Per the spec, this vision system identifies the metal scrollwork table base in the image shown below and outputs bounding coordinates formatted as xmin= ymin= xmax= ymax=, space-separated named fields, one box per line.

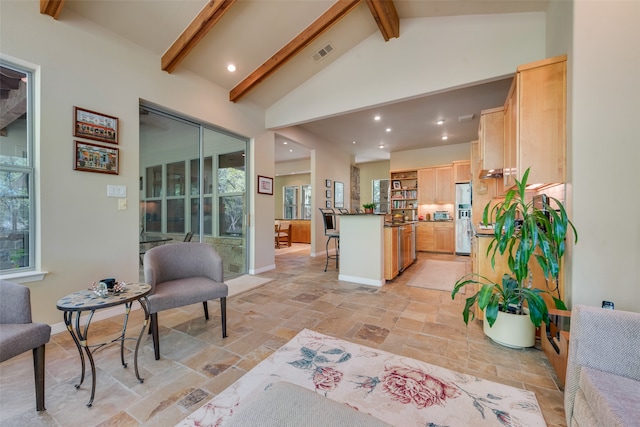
xmin=56 ymin=283 xmax=151 ymax=407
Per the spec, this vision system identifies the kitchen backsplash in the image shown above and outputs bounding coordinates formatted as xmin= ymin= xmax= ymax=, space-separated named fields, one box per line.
xmin=418 ymin=203 xmax=454 ymax=220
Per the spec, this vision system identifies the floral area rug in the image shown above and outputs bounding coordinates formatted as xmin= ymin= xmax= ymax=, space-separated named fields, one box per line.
xmin=178 ymin=329 xmax=546 ymax=427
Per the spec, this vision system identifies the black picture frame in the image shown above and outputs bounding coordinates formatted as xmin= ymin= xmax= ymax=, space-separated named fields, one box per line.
xmin=257 ymin=175 xmax=273 ymax=195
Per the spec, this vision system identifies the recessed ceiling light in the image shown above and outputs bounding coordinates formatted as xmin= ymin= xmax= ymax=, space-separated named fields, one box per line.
xmin=289 ymin=149 xmax=293 ymax=152
xmin=437 ymin=119 xmax=445 ymax=125
xmin=227 ymin=64 xmax=236 ymax=72
xmin=386 ymin=128 xmax=391 ymax=132
xmin=352 ymin=141 xmax=357 ymax=144
xmin=283 ymin=141 xmax=288 ymax=145
xmin=374 ymin=115 xmax=381 ymax=121
xmin=442 ymin=135 xmax=448 ymax=140
xmin=379 ymin=144 xmax=384 ymax=149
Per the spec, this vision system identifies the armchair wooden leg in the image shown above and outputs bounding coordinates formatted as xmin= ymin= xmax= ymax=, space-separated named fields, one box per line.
xmin=150 ymin=313 xmax=160 ymax=360
xmin=203 ymin=301 xmax=210 ymax=320
xmin=33 ymin=345 xmax=46 ymax=411
xmin=220 ymin=297 xmax=227 ymax=338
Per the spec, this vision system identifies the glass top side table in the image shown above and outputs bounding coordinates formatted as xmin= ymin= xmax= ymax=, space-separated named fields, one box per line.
xmin=56 ymin=282 xmax=151 ymax=407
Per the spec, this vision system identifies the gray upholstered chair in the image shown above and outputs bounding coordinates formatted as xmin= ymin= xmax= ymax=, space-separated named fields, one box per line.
xmin=143 ymin=243 xmax=228 ymax=360
xmin=0 ymin=280 xmax=51 ymax=411
xmin=564 ymin=305 xmax=640 ymax=427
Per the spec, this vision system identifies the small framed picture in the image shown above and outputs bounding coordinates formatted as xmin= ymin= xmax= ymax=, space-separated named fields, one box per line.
xmin=74 ymin=141 xmax=119 ymax=175
xmin=325 ymin=179 xmax=331 ymax=188
xmin=392 ymin=180 xmax=401 ymax=190
xmin=326 ymin=189 xmax=332 ymax=198
xmin=74 ymin=106 xmax=119 ymax=144
xmin=325 ymin=200 xmax=331 ymax=209
xmin=257 ymin=175 xmax=273 ymax=195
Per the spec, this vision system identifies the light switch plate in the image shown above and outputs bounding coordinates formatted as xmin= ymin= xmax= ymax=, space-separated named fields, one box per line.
xmin=107 ymin=185 xmax=127 ymax=198
xmin=118 ymin=198 xmax=127 ymax=210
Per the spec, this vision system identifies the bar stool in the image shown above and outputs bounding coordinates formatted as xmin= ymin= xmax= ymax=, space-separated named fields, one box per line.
xmin=319 ymin=208 xmax=339 ymax=271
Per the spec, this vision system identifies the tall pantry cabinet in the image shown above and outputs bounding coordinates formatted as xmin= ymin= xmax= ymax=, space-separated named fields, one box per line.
xmin=504 ymin=55 xmax=567 ymax=187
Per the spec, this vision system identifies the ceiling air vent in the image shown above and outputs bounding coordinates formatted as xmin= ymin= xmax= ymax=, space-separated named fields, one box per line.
xmin=312 ymin=43 xmax=334 ymax=62
xmin=458 ymin=114 xmax=475 ymax=123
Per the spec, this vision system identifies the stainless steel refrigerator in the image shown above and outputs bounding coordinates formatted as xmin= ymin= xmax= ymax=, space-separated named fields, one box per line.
xmin=455 ymin=183 xmax=472 ymax=255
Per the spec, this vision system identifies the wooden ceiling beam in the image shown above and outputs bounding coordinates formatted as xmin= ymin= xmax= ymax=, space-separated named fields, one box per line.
xmin=365 ymin=0 xmax=399 ymax=41
xmin=229 ymin=0 xmax=361 ymax=103
xmin=40 ymin=0 xmax=65 ymax=20
xmin=162 ymin=0 xmax=237 ymax=74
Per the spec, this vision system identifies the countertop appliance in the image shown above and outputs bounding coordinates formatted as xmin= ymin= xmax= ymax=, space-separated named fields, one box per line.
xmin=433 ymin=211 xmax=451 ymax=221
xmin=455 ymin=183 xmax=472 ymax=255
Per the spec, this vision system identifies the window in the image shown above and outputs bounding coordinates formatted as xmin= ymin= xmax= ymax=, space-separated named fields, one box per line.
xmin=301 ymin=185 xmax=312 ymax=219
xmin=283 ymin=186 xmax=298 ymax=219
xmin=217 ymin=151 xmax=245 ymax=237
xmin=373 ymin=179 xmax=390 ymax=214
xmin=0 ymin=62 xmax=33 ymax=273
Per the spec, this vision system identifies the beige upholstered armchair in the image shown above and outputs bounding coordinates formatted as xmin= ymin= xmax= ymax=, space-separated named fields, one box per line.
xmin=143 ymin=243 xmax=228 ymax=360
xmin=0 ymin=280 xmax=51 ymax=411
xmin=564 ymin=305 xmax=640 ymax=427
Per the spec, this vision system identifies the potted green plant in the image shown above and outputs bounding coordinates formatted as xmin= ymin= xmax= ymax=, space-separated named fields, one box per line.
xmin=362 ymin=203 xmax=376 ymax=214
xmin=451 ymin=167 xmax=577 ymax=348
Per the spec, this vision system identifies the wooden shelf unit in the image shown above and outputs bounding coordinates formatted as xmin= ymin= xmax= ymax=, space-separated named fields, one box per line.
xmin=390 ymin=170 xmax=418 ymax=214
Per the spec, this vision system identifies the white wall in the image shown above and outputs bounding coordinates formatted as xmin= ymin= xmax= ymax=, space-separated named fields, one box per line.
xmin=0 ymin=1 xmax=266 ymax=323
xmin=250 ymin=132 xmax=276 ymax=274
xmin=358 ymin=160 xmax=391 ymax=206
xmin=565 ymin=1 xmax=640 ymax=311
xmin=267 ymin=13 xmax=546 ymax=128
xmin=391 ymin=143 xmax=471 ymax=171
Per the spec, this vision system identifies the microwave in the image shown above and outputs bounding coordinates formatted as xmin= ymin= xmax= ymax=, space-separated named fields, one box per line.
xmin=433 ymin=211 xmax=450 ymax=221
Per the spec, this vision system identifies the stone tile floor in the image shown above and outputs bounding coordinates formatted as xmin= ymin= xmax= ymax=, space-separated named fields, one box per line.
xmin=0 ymin=249 xmax=566 ymax=426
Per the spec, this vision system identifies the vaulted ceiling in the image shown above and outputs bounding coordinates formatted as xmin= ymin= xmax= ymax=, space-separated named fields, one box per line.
xmin=36 ymin=0 xmax=550 ymax=163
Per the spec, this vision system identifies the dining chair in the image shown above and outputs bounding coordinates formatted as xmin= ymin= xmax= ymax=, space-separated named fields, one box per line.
xmin=319 ymin=208 xmax=339 ymax=271
xmin=0 ymin=280 xmax=52 ymax=411
xmin=143 ymin=243 xmax=228 ymax=360
xmin=276 ymin=221 xmax=291 ymax=248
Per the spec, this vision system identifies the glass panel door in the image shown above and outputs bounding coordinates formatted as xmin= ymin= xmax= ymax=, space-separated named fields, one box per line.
xmin=140 ymin=106 xmax=248 ymax=278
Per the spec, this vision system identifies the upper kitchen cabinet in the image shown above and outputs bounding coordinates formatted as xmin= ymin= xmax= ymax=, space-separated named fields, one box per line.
xmin=435 ymin=166 xmax=454 ymax=203
xmin=504 ymin=55 xmax=567 ymax=187
xmin=478 ymin=107 xmax=504 ymax=177
xmin=453 ymin=161 xmax=471 ymax=183
xmin=418 ymin=165 xmax=453 ymax=204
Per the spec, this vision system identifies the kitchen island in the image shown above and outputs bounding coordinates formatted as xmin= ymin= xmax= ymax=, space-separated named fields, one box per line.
xmin=338 ymin=214 xmax=416 ymax=286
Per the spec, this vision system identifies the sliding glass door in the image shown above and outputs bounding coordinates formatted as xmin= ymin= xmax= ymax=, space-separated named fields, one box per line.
xmin=139 ymin=106 xmax=248 ymax=278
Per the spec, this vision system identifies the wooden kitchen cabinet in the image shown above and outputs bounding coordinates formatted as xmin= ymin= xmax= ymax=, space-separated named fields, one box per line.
xmin=478 ymin=107 xmax=504 ymax=176
xmin=435 ymin=166 xmax=453 ymax=203
xmin=401 ymin=225 xmax=415 ymax=271
xmin=384 ymin=227 xmax=399 ymax=280
xmin=418 ymin=165 xmax=453 ymax=204
xmin=433 ymin=222 xmax=454 ymax=253
xmin=416 ymin=222 xmax=433 ymax=252
xmin=453 ymin=160 xmax=471 ymax=183
xmin=417 ymin=221 xmax=453 ymax=254
xmin=289 ymin=220 xmax=311 ymax=243
xmin=417 ymin=168 xmax=435 ymax=204
xmin=504 ymin=55 xmax=567 ymax=188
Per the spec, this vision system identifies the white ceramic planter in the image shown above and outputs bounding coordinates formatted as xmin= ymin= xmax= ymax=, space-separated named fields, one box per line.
xmin=483 ymin=308 xmax=536 ymax=348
